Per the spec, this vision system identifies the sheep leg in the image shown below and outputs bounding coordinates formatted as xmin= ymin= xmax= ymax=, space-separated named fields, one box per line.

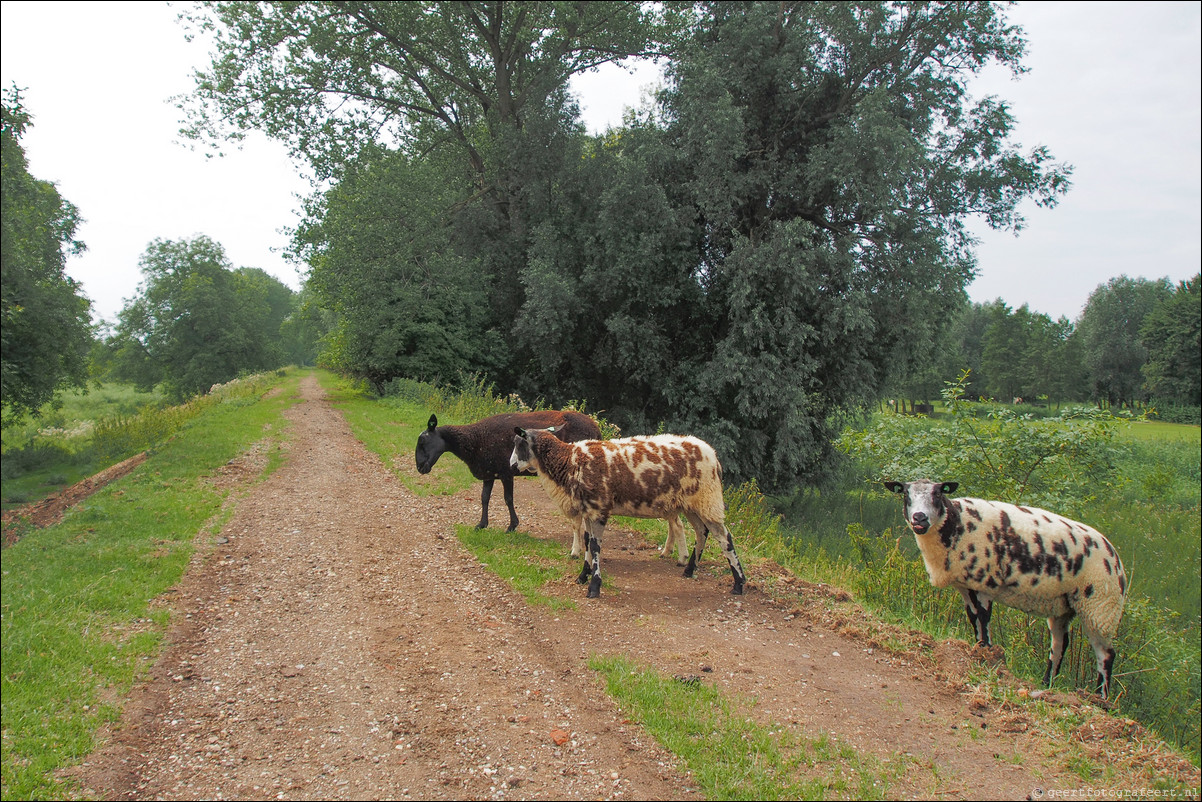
xmin=501 ymin=475 xmax=519 ymax=532
xmin=576 ymin=529 xmax=592 ymax=584
xmin=1080 ymin=621 xmax=1117 ymax=700
xmin=959 ymin=588 xmax=993 ymax=646
xmin=682 ymin=512 xmax=711 ymax=580
xmin=661 ymin=515 xmax=689 ymax=566
xmin=477 ymin=479 xmax=494 ymax=529
xmin=570 ymin=514 xmax=585 ymax=558
xmin=1045 ymin=613 xmax=1072 ymax=689
xmin=682 ymin=533 xmax=705 ymax=580
xmin=585 ymin=519 xmax=605 ymax=598
xmin=714 ymin=523 xmax=746 ymax=595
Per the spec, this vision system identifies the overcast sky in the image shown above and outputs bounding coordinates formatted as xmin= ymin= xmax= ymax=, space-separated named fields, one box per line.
xmin=2 ymin=1 xmax=1199 ymax=327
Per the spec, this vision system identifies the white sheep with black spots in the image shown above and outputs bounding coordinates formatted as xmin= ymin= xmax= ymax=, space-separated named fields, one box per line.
xmin=511 ymin=428 xmax=746 ymax=598
xmin=885 ymin=479 xmax=1127 ymax=699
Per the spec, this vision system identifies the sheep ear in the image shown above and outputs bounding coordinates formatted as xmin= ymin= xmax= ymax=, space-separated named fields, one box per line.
xmin=884 ymin=481 xmax=904 ymax=494
xmin=941 ymin=482 xmax=959 ymax=495
xmin=427 ymin=414 xmax=438 ymax=431
xmin=514 ymin=427 xmax=527 ymax=438
xmin=546 ymin=426 xmax=557 ymax=433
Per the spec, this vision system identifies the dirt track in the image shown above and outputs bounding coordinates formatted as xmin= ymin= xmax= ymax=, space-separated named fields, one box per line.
xmin=74 ymin=373 xmax=1188 ymax=800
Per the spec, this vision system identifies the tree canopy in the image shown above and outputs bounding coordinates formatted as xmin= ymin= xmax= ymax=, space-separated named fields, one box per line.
xmin=1077 ymin=275 xmax=1172 ymax=408
xmin=1140 ymin=274 xmax=1201 ymax=407
xmin=1 ymin=85 xmax=93 ymax=427
xmin=186 ymin=1 xmax=1076 ymax=491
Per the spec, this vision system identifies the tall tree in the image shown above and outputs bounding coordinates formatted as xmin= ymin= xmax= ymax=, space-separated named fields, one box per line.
xmin=943 ymin=301 xmax=997 ymax=400
xmin=181 ymin=1 xmax=677 ymax=352
xmin=1076 ymin=275 xmax=1172 ymax=408
xmin=1 ymin=85 xmax=93 ymax=426
xmin=110 ymin=236 xmax=293 ymax=401
xmin=576 ymin=2 xmax=1071 ymax=488
xmin=1140 ymin=273 xmax=1201 ymax=406
xmin=293 ymin=145 xmax=491 ymax=386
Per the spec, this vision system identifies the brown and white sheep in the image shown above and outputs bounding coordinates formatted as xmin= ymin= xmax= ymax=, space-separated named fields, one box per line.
xmin=885 ymin=479 xmax=1128 ymax=699
xmin=511 ymin=428 xmax=746 ymax=598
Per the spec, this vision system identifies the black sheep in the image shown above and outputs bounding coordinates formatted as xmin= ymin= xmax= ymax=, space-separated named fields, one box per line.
xmin=415 ymin=410 xmax=602 ymax=532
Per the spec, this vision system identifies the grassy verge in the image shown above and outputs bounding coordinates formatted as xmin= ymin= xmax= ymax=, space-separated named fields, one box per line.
xmin=589 ymin=655 xmax=895 ymax=800
xmin=0 ymin=370 xmax=300 ymax=800
xmin=455 ymin=524 xmax=577 ymax=611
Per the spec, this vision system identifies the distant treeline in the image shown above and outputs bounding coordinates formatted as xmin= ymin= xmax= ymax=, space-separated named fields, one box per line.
xmin=895 ymin=276 xmax=1200 ymax=424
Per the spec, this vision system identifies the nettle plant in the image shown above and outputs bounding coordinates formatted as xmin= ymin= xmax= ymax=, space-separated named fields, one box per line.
xmin=842 ymin=370 xmax=1132 ymax=514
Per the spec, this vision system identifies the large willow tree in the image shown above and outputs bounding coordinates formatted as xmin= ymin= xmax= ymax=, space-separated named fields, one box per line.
xmin=184 ymin=2 xmax=1073 ymax=491
xmin=515 ymin=2 xmax=1072 ymax=488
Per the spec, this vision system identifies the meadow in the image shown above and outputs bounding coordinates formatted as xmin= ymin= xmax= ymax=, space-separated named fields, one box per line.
xmin=1 ymin=384 xmax=165 ymax=511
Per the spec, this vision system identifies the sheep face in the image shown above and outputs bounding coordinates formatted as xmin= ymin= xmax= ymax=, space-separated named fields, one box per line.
xmin=510 ymin=427 xmax=540 ymax=473
xmin=414 ymin=414 xmax=447 ymax=474
xmin=885 ymin=479 xmax=959 ymax=535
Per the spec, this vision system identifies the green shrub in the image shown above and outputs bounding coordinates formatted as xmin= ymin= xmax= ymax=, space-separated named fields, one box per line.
xmin=839 ymin=370 xmax=1130 ymax=516
xmin=1146 ymin=401 xmax=1202 ymax=425
xmin=379 ymin=372 xmax=621 ymax=438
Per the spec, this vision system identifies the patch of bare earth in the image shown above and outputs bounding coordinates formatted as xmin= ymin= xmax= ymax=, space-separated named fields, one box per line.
xmin=74 ymin=374 xmax=1198 ymax=800
xmin=2 ymin=452 xmax=147 ymax=544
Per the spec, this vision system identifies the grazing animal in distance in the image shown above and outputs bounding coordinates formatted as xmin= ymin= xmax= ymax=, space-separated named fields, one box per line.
xmin=511 ymin=428 xmax=746 ymax=598
xmin=885 ymin=479 xmax=1127 ymax=699
xmin=415 ymin=410 xmax=600 ymax=533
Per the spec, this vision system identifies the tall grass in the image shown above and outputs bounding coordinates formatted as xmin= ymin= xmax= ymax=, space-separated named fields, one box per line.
xmin=380 ymin=372 xmax=622 ymax=438
xmin=0 ymin=370 xmax=298 ymax=799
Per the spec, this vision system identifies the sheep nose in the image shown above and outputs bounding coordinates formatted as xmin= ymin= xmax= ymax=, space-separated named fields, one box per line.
xmin=912 ymin=512 xmax=928 ymax=526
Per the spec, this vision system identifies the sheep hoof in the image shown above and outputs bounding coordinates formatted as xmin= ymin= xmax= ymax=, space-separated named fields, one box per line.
xmin=731 ymin=582 xmax=744 ymax=595
xmin=587 ymin=578 xmax=601 ymax=598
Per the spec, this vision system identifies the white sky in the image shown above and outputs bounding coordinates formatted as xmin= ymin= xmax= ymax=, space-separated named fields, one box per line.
xmin=1 ymin=1 xmax=1199 ymax=328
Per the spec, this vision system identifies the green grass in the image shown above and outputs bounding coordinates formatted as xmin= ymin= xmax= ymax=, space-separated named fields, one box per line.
xmin=319 ymin=371 xmax=479 ymax=499
xmin=589 ymin=654 xmax=894 ymax=800
xmin=455 ymin=524 xmax=578 ymax=611
xmin=1 ymin=384 xmax=167 ymax=511
xmin=0 ymin=370 xmax=300 ymax=800
xmin=1119 ymin=419 xmax=1202 ymax=444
